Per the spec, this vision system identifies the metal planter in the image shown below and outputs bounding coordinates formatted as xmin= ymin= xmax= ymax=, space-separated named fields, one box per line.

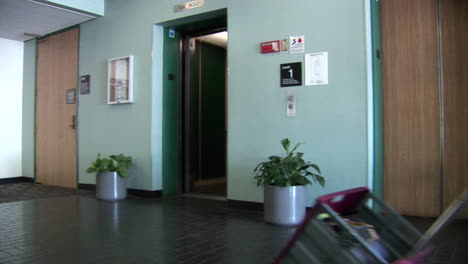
xmin=264 ymin=185 xmax=306 ymax=226
xmin=96 ymin=172 xmax=127 ymax=201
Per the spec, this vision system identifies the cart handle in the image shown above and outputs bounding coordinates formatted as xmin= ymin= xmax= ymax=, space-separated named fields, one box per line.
xmin=316 ymin=187 xmax=370 ymax=214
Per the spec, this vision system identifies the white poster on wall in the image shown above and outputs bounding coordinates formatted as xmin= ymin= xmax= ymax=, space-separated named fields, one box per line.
xmin=305 ymin=52 xmax=328 ymax=86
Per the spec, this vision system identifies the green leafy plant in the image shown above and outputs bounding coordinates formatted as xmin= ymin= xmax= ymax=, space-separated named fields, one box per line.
xmin=254 ymin=138 xmax=325 ymax=187
xmin=86 ymin=153 xmax=133 ymax=178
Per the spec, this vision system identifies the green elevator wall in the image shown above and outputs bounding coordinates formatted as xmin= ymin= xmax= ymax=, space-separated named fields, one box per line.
xmin=21 ymin=0 xmax=372 ymax=203
xmin=371 ymin=0 xmax=383 ymax=198
xmin=200 ymin=42 xmax=226 ymax=180
xmin=162 ymin=28 xmax=180 ymax=195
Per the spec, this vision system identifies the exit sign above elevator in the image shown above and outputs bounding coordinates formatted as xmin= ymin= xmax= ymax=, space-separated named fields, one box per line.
xmin=174 ymin=0 xmax=205 ymax=13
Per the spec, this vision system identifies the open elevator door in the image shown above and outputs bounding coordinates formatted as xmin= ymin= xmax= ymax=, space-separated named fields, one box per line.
xmin=161 ymin=11 xmax=228 ymax=197
xmin=181 ymin=30 xmax=227 ymax=197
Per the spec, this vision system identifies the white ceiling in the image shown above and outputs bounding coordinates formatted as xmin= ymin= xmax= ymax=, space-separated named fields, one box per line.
xmin=196 ymin=31 xmax=228 ymax=48
xmin=0 ymin=0 xmax=96 ymax=42
xmin=0 ymin=0 xmax=227 ymax=46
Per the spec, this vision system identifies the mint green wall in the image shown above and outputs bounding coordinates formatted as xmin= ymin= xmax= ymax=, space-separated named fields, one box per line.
xmin=228 ymin=0 xmax=369 ymax=204
xmin=23 ymin=0 xmax=371 ymax=199
xmin=151 ymin=25 xmax=164 ymax=191
xmin=371 ymin=0 xmax=383 ymax=199
xmin=78 ymin=0 xmax=227 ymax=190
xmin=22 ymin=39 xmax=36 ymax=178
xmin=45 ymin=0 xmax=104 ymax=15
xmin=78 ymin=6 xmax=152 ymax=189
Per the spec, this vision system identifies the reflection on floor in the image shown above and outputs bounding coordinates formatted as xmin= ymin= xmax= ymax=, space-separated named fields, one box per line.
xmin=0 ymin=183 xmax=294 ymax=264
xmin=405 ymin=216 xmax=468 ymax=264
xmin=193 ymin=177 xmax=226 ymax=197
xmin=0 ymin=183 xmax=467 ymax=263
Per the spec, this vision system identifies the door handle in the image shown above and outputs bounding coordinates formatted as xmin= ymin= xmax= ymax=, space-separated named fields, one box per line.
xmin=71 ymin=115 xmax=76 ymax=130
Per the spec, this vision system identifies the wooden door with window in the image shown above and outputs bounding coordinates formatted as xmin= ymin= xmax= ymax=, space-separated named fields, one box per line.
xmin=36 ymin=28 xmax=78 ymax=188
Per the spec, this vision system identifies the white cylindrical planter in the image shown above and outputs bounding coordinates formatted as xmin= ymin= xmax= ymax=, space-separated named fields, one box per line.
xmin=96 ymin=172 xmax=127 ymax=201
xmin=264 ymin=185 xmax=306 ymax=226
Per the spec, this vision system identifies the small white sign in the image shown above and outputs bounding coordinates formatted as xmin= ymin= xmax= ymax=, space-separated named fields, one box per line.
xmin=305 ymin=52 xmax=328 ymax=86
xmin=289 ymin=36 xmax=305 ymax=54
xmin=286 ymin=88 xmax=296 ymax=117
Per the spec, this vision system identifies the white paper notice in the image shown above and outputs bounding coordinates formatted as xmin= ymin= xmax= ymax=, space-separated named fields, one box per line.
xmin=305 ymin=52 xmax=328 ymax=86
xmin=286 ymin=88 xmax=296 ymax=117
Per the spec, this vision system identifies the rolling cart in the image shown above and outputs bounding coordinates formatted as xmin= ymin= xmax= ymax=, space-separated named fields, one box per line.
xmin=273 ymin=187 xmax=468 ymax=264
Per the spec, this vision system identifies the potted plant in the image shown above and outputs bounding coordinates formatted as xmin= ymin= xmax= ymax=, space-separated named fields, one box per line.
xmin=86 ymin=153 xmax=133 ymax=201
xmin=254 ymin=138 xmax=325 ymax=225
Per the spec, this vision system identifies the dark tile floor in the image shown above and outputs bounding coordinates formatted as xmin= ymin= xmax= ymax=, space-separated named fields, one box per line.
xmin=405 ymin=216 xmax=468 ymax=264
xmin=0 ymin=183 xmax=295 ymax=264
xmin=193 ymin=178 xmax=227 ymax=197
xmin=0 ymin=182 xmax=94 ymax=203
xmin=0 ymin=183 xmax=467 ymax=264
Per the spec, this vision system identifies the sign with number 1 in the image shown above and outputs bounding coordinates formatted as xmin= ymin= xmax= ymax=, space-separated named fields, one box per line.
xmin=280 ymin=62 xmax=302 ymax=87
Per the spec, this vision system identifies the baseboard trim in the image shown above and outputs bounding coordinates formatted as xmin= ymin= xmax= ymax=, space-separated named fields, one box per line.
xmin=128 ymin=188 xmax=163 ymax=198
xmin=78 ymin=183 xmax=163 ymax=198
xmin=227 ymin=199 xmax=315 ymax=212
xmin=78 ymin=183 xmax=96 ymax=190
xmin=228 ymin=199 xmax=263 ymax=211
xmin=0 ymin=177 xmax=34 ymax=184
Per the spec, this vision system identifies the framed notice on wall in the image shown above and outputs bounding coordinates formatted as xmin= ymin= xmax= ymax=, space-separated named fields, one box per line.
xmin=107 ymin=55 xmax=134 ymax=104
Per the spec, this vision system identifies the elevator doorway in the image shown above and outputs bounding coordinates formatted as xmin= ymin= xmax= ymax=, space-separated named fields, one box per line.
xmin=161 ymin=12 xmax=228 ymax=197
xmin=183 ymin=31 xmax=228 ymax=197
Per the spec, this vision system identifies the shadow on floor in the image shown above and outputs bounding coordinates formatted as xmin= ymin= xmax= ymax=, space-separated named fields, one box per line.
xmin=193 ymin=177 xmax=227 ymax=197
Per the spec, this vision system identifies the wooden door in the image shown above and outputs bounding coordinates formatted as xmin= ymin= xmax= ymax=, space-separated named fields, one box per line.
xmin=381 ymin=0 xmax=441 ymax=217
xmin=36 ymin=28 xmax=78 ymax=188
xmin=440 ymin=0 xmax=468 ymax=217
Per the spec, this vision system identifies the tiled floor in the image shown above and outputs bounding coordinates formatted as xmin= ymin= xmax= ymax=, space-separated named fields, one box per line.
xmin=0 ymin=183 xmax=467 ymax=264
xmin=193 ymin=178 xmax=227 ymax=197
xmin=0 ymin=183 xmax=295 ymax=264
xmin=405 ymin=216 xmax=468 ymax=264
xmin=0 ymin=182 xmax=93 ymax=203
